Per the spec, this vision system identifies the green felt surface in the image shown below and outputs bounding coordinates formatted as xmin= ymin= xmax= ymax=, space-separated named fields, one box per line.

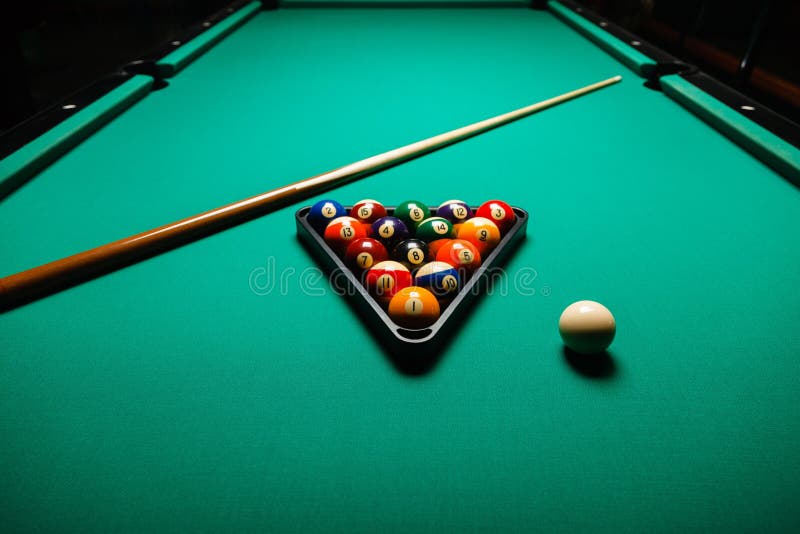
xmin=0 ymin=76 xmax=153 ymax=198
xmin=2 ymin=7 xmax=800 ymax=533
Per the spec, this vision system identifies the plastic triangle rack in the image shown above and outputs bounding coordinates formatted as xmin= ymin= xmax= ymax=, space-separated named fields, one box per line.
xmin=296 ymin=205 xmax=528 ymax=373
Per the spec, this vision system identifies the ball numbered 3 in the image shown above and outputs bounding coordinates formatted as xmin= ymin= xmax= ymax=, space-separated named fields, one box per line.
xmin=475 ymin=199 xmax=515 ymax=233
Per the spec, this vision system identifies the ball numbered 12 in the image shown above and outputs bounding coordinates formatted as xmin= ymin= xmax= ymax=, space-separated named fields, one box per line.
xmin=437 ymin=200 xmax=473 ymax=224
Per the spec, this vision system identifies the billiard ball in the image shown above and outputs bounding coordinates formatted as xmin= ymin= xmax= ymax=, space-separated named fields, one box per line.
xmin=415 ymin=217 xmax=454 ymax=242
xmin=414 ymin=261 xmax=460 ymax=298
xmin=371 ymin=216 xmax=410 ymax=247
xmin=558 ymin=300 xmax=616 ymax=354
xmin=387 ymin=286 xmax=441 ymax=328
xmin=308 ymin=199 xmax=346 ymax=231
xmin=344 ymin=238 xmax=388 ymax=271
xmin=350 ymin=199 xmax=387 ymax=225
xmin=323 ymin=216 xmax=367 ymax=253
xmin=436 ymin=239 xmax=481 ymax=272
xmin=392 ymin=239 xmax=429 ymax=271
xmin=457 ymin=217 xmax=501 ymax=254
xmin=365 ymin=261 xmax=412 ymax=303
xmin=393 ymin=200 xmax=430 ymax=229
xmin=475 ymin=200 xmax=516 ymax=233
xmin=437 ymin=199 xmax=473 ymax=224
xmin=427 ymin=239 xmax=451 ymax=259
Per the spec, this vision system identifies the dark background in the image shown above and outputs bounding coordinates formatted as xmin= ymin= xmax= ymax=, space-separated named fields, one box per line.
xmin=0 ymin=0 xmax=797 ymax=138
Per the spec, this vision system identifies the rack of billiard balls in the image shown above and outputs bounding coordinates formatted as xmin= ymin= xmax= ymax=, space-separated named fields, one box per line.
xmin=305 ymin=198 xmax=517 ymax=329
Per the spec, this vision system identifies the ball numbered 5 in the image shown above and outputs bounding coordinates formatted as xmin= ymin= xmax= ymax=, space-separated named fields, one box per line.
xmin=436 ymin=239 xmax=481 ymax=272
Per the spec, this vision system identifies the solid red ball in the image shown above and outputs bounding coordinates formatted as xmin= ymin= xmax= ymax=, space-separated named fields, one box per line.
xmin=475 ymin=200 xmax=516 ymax=233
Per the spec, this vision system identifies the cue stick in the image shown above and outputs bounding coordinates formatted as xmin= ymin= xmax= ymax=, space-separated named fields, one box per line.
xmin=0 ymin=75 xmax=622 ymax=311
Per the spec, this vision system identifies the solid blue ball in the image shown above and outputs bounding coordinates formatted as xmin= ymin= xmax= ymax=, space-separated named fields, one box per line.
xmin=308 ymin=199 xmax=346 ymax=231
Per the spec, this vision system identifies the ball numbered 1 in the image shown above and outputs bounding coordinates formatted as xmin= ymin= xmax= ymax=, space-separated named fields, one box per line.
xmin=414 ymin=261 xmax=460 ymax=298
xmin=371 ymin=217 xmax=410 ymax=247
xmin=365 ymin=261 xmax=412 ymax=303
xmin=344 ymin=238 xmax=388 ymax=271
xmin=475 ymin=200 xmax=516 ymax=233
xmin=323 ymin=216 xmax=367 ymax=253
xmin=350 ymin=199 xmax=387 ymax=225
xmin=392 ymin=239 xmax=429 ymax=271
xmin=388 ymin=286 xmax=441 ymax=329
xmin=415 ymin=217 xmax=454 ymax=242
xmin=308 ymin=199 xmax=346 ymax=231
xmin=437 ymin=200 xmax=473 ymax=224
xmin=457 ymin=217 xmax=501 ymax=254
xmin=436 ymin=239 xmax=481 ymax=272
xmin=393 ymin=200 xmax=430 ymax=229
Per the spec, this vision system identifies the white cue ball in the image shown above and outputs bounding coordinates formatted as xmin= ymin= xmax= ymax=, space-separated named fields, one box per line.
xmin=558 ymin=300 xmax=616 ymax=354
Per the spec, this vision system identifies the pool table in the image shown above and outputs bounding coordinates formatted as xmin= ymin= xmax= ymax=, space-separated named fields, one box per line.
xmin=2 ymin=1 xmax=800 ymax=531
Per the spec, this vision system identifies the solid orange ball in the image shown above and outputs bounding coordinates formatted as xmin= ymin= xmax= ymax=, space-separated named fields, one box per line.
xmin=457 ymin=217 xmax=501 ymax=254
xmin=436 ymin=239 xmax=481 ymax=272
xmin=388 ymin=286 xmax=441 ymax=328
